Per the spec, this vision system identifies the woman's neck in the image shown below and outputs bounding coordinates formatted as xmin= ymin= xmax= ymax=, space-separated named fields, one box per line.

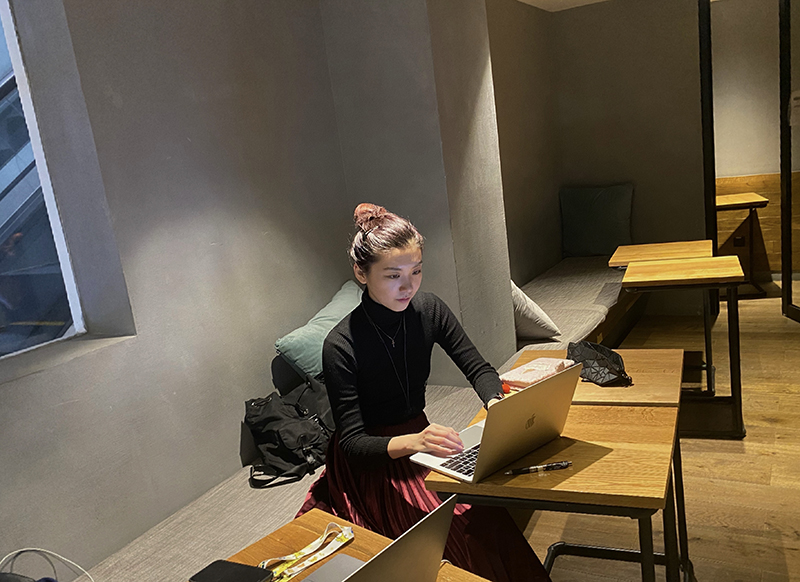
xmin=362 ymin=287 xmax=404 ymax=328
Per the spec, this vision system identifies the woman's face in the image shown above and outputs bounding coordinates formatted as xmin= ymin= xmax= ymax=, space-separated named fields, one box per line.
xmin=354 ymin=245 xmax=423 ymax=312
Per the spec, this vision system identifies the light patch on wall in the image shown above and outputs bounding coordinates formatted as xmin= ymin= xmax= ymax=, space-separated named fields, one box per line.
xmin=515 ymin=0 xmax=610 ymax=13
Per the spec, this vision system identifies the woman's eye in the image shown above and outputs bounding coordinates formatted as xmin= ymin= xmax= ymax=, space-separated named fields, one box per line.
xmin=387 ymin=274 xmax=399 ymax=279
xmin=413 ymin=269 xmax=422 ymax=275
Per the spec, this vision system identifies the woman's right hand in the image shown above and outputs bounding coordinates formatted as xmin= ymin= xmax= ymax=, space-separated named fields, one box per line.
xmin=388 ymin=423 xmax=464 ymax=459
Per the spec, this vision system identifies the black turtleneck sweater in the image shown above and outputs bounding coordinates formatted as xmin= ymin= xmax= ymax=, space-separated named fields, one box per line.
xmin=322 ymin=289 xmax=504 ymax=463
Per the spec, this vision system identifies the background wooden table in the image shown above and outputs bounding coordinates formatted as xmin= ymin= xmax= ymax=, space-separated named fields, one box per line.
xmin=608 ymin=240 xmax=713 ymax=268
xmin=227 ymin=508 xmax=487 ymax=582
xmin=621 ymin=255 xmax=746 ymax=440
xmin=509 ymin=349 xmax=683 ymax=407
xmin=621 ymin=255 xmax=744 ymax=289
xmin=715 ymin=192 xmax=769 ymax=211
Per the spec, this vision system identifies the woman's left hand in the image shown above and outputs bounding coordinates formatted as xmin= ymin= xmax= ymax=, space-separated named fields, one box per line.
xmin=487 ymin=395 xmax=504 ymax=407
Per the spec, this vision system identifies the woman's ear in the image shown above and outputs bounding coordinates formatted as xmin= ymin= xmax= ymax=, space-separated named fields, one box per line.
xmin=353 ymin=263 xmax=368 ymax=285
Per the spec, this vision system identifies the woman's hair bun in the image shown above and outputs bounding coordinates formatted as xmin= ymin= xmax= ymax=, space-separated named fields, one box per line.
xmin=353 ymin=203 xmax=388 ymax=232
xmin=349 ymin=202 xmax=424 ymax=270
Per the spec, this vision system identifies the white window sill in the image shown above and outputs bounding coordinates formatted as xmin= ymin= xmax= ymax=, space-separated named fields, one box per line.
xmin=0 ymin=331 xmax=134 ymax=386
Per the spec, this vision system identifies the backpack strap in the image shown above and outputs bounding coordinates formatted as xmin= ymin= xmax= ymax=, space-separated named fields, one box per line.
xmin=249 ymin=463 xmax=309 ymax=488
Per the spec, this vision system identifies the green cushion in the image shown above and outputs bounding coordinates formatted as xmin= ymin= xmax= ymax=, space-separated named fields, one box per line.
xmin=560 ymin=184 xmax=633 ymax=257
xmin=275 ymin=280 xmax=363 ymax=379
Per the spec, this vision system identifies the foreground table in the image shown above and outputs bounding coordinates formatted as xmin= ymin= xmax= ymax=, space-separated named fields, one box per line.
xmin=507 ymin=349 xmax=693 ymax=579
xmin=426 ymin=405 xmax=683 ymax=582
xmin=509 ymin=348 xmax=684 ymax=407
xmin=623 ymin=255 xmax=746 ymax=439
xmin=227 ymin=508 xmax=487 ymax=581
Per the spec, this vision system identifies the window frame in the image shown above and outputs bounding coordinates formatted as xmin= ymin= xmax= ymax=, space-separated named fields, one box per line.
xmin=0 ymin=0 xmax=135 ymax=383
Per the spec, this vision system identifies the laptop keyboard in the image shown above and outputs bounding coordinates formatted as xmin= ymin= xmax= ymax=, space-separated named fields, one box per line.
xmin=440 ymin=444 xmax=480 ymax=476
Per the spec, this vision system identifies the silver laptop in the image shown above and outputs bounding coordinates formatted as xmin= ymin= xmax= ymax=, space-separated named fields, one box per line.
xmin=410 ymin=363 xmax=582 ymax=483
xmin=305 ymin=494 xmax=456 ymax=582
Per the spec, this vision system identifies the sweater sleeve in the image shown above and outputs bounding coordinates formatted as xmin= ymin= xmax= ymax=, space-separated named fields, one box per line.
xmin=431 ymin=295 xmax=504 ymax=404
xmin=322 ymin=331 xmax=393 ymax=465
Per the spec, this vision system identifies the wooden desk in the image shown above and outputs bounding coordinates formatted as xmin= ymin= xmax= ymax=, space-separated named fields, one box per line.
xmin=621 ymin=255 xmax=744 ymax=289
xmin=715 ymin=192 xmax=769 ymax=211
xmin=509 ymin=349 xmax=683 ymax=407
xmin=425 ymin=406 xmax=682 ymax=582
xmin=622 ymin=255 xmax=746 ymax=440
xmin=426 ymin=406 xmax=676 ymax=509
xmin=503 ymin=348 xmax=693 ymax=579
xmin=227 ymin=508 xmax=486 ymax=582
xmin=608 ymin=240 xmax=713 ymax=268
xmin=716 ymin=192 xmax=769 ymax=297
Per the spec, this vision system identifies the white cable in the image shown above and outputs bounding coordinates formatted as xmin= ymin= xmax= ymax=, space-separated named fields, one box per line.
xmin=0 ymin=548 xmax=95 ymax=582
xmin=7 ymin=550 xmax=57 ymax=579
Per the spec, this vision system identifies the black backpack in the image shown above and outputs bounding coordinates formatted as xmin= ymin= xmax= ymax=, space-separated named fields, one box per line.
xmin=244 ymin=378 xmax=334 ymax=488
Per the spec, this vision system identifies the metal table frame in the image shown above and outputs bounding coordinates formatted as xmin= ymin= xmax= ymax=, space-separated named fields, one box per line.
xmin=625 ymin=281 xmax=745 ymax=439
xmin=439 ymin=439 xmax=695 ymax=582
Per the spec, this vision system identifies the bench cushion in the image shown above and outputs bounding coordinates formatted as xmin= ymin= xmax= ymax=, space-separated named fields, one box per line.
xmin=517 ymin=257 xmax=625 ymax=349
xmin=560 ymin=184 xmax=633 ymax=257
xmin=275 ymin=281 xmax=362 ymax=379
xmin=511 ymin=280 xmax=561 ymax=339
xmin=520 ymin=257 xmax=623 ymax=313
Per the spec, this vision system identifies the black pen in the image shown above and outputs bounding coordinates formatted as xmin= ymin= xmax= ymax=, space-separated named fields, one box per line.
xmin=505 ymin=460 xmax=572 ymax=475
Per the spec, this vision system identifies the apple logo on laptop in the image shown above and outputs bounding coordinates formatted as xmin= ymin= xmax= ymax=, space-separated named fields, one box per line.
xmin=525 ymin=413 xmax=536 ymax=430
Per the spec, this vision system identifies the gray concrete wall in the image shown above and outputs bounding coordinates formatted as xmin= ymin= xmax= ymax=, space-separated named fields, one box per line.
xmin=712 ymin=0 xmax=780 ymax=177
xmin=485 ymin=0 xmax=705 ymax=314
xmin=485 ymin=0 xmax=560 ymax=285
xmin=320 ymin=0 xmax=458 ymax=318
xmin=0 ymin=0 xmax=518 ymax=570
xmin=319 ymin=0 xmax=514 ymax=382
xmin=427 ymin=0 xmax=516 ymax=366
xmin=552 ymin=0 xmax=706 ymax=315
xmin=553 ymin=0 xmax=706 ymax=249
xmin=0 ymin=0 xmax=352 ymax=569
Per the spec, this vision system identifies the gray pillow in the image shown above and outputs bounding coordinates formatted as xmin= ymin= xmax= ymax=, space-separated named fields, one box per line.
xmin=560 ymin=184 xmax=633 ymax=257
xmin=511 ymin=280 xmax=561 ymax=339
xmin=275 ymin=280 xmax=363 ymax=379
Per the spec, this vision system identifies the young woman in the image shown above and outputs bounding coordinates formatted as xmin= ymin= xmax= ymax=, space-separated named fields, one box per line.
xmin=297 ymin=203 xmax=551 ymax=582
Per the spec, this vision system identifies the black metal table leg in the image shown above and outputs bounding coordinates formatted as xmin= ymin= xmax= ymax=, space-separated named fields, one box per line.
xmin=638 ymin=516 xmax=656 ymax=582
xmin=727 ymin=286 xmax=746 ymax=438
xmin=679 ymin=284 xmax=747 ymax=439
xmin=672 ymin=438 xmax=690 ymax=570
xmin=453 ymin=493 xmax=665 ymax=581
xmin=703 ymin=289 xmax=715 ymax=394
xmin=663 ymin=473 xmax=681 ymax=582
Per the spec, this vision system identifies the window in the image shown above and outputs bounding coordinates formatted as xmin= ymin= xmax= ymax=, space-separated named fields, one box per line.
xmin=0 ymin=20 xmax=76 ymax=357
xmin=0 ymin=0 xmax=134 ymax=382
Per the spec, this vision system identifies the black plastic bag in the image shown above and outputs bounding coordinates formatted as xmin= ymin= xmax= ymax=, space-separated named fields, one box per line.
xmin=567 ymin=341 xmax=633 ymax=387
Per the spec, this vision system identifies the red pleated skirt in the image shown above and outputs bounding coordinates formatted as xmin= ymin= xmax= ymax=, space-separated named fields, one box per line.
xmin=296 ymin=413 xmax=551 ymax=582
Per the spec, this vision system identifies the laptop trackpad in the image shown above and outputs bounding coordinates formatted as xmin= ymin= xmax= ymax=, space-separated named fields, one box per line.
xmin=304 ymin=554 xmax=365 ymax=582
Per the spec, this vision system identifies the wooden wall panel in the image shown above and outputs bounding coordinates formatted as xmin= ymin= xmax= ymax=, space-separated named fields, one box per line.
xmin=715 ymin=172 xmax=800 ymax=277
